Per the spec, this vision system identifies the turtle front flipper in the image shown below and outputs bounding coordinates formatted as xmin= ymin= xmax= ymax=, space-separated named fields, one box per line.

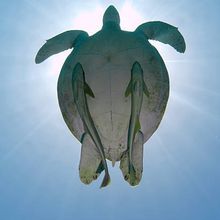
xmin=120 ymin=131 xmax=144 ymax=186
xmin=136 ymin=21 xmax=186 ymax=53
xmin=79 ymin=133 xmax=104 ymax=185
xmin=35 ymin=30 xmax=88 ymax=63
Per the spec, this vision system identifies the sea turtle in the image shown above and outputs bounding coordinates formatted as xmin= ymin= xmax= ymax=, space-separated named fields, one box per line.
xmin=35 ymin=5 xmax=186 ymax=188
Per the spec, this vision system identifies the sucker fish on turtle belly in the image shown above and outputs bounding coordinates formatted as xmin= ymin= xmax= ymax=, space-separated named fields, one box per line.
xmin=72 ymin=63 xmax=110 ymax=188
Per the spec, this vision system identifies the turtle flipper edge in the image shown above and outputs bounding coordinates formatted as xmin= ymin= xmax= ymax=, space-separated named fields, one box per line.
xmin=35 ymin=30 xmax=88 ymax=63
xmin=79 ymin=133 xmax=104 ymax=185
xmin=136 ymin=21 xmax=186 ymax=53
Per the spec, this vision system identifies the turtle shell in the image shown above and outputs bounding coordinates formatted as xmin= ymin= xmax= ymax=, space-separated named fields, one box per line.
xmin=57 ymin=27 xmax=169 ymax=162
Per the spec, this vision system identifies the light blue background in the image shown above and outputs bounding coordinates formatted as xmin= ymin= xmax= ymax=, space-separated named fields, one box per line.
xmin=0 ymin=0 xmax=219 ymax=219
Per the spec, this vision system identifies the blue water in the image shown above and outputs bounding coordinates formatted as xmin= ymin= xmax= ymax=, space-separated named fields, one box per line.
xmin=0 ymin=0 xmax=219 ymax=219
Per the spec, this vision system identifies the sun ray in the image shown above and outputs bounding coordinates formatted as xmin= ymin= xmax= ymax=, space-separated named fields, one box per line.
xmin=23 ymin=0 xmax=64 ymax=29
xmin=170 ymin=91 xmax=219 ymax=121
xmin=155 ymin=135 xmax=212 ymax=201
xmin=0 ymin=111 xmax=57 ymax=164
xmin=120 ymin=1 xmax=145 ymax=30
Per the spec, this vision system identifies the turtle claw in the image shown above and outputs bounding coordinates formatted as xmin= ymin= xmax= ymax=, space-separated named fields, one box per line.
xmin=79 ymin=160 xmax=105 ymax=185
xmin=80 ymin=173 xmax=96 ymax=185
xmin=120 ymin=151 xmax=141 ymax=186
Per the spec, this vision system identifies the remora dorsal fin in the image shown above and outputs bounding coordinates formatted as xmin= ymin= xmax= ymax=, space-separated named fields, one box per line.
xmin=84 ymin=82 xmax=95 ymax=98
xmin=125 ymin=80 xmax=132 ymax=97
xmin=143 ymin=81 xmax=150 ymax=97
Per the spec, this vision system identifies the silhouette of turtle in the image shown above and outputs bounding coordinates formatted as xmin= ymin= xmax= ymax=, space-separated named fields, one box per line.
xmin=35 ymin=5 xmax=185 ymax=187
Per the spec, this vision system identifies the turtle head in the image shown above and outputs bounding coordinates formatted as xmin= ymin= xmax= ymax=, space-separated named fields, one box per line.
xmin=103 ymin=5 xmax=120 ymax=29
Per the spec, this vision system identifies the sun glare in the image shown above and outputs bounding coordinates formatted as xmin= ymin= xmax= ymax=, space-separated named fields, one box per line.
xmin=48 ymin=2 xmax=147 ymax=76
xmin=71 ymin=2 xmax=145 ymax=34
xmin=71 ymin=5 xmax=104 ymax=35
xmin=120 ymin=2 xmax=145 ymax=31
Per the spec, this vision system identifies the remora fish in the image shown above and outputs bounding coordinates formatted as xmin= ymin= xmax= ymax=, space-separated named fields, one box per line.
xmin=125 ymin=61 xmax=149 ymax=185
xmin=72 ymin=63 xmax=110 ymax=188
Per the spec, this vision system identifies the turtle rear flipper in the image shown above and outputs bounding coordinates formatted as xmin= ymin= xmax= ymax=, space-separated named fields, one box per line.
xmin=120 ymin=131 xmax=144 ymax=186
xmin=35 ymin=30 xmax=88 ymax=63
xmin=79 ymin=133 xmax=104 ymax=185
xmin=136 ymin=21 xmax=186 ymax=53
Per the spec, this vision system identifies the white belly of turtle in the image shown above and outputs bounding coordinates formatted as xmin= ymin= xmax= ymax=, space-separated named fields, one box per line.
xmin=79 ymin=47 xmax=168 ymax=163
xmin=57 ymin=42 xmax=169 ymax=186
